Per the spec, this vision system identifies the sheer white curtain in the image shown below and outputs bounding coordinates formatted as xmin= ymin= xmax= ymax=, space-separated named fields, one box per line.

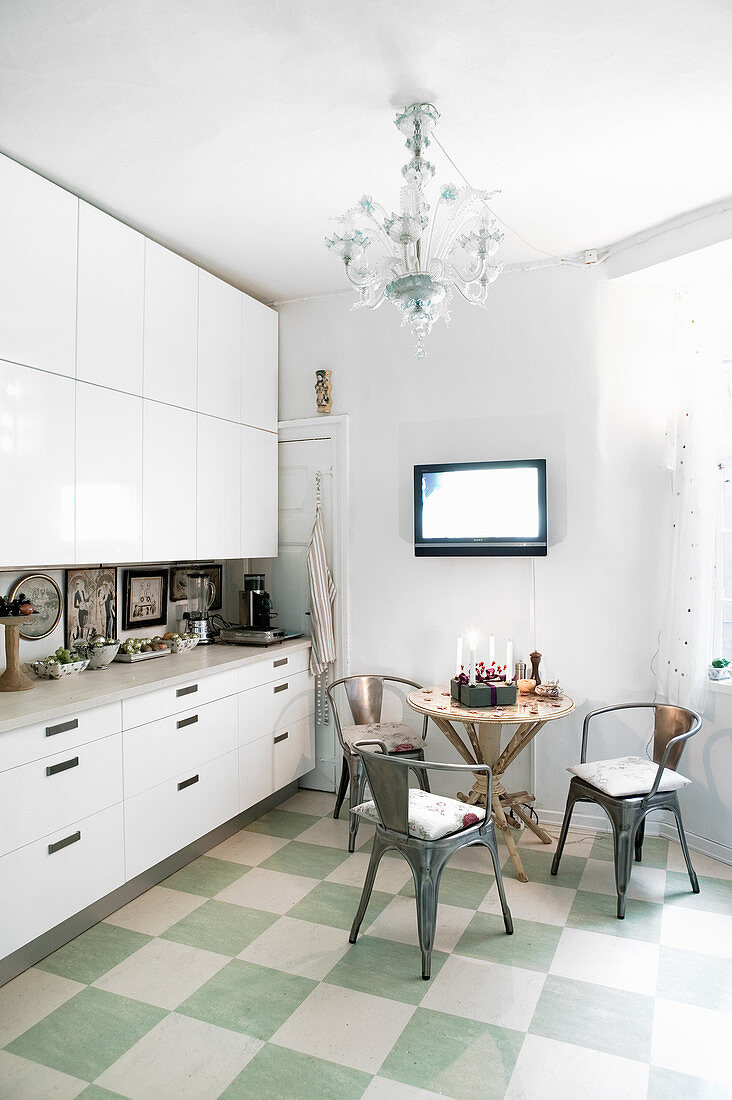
xmin=656 ymin=288 xmax=722 ymax=710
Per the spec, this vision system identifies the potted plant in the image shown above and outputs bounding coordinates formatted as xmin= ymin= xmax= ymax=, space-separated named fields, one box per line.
xmin=708 ymin=657 xmax=731 ymax=681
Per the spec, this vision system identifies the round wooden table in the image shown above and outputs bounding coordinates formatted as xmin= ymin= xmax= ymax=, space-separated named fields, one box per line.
xmin=407 ymin=686 xmax=575 ymax=882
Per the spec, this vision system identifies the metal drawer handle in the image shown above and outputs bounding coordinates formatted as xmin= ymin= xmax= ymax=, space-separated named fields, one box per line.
xmin=48 ymin=830 xmax=81 ymax=855
xmin=178 ymin=774 xmax=199 ymax=791
xmin=46 ymin=718 xmax=78 ymax=738
xmin=274 ymin=731 xmax=289 ymax=744
xmin=176 ymin=684 xmax=198 ymax=698
xmin=273 ymin=657 xmax=288 ymax=668
xmin=273 ymin=682 xmax=289 ymax=694
xmin=46 ymin=756 xmax=79 ymax=777
xmin=177 ymin=714 xmax=199 ymax=729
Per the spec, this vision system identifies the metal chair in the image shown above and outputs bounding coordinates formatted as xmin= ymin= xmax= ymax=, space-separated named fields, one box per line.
xmin=348 ymin=740 xmax=513 ymax=980
xmin=551 ymin=702 xmax=702 ymax=918
xmin=327 ymin=675 xmax=429 ymax=852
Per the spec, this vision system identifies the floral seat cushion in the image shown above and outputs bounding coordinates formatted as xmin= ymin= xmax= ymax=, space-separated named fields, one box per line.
xmin=341 ymin=721 xmax=420 ymax=754
xmin=352 ymin=788 xmax=483 ymax=840
xmin=568 ymin=755 xmax=691 ymax=798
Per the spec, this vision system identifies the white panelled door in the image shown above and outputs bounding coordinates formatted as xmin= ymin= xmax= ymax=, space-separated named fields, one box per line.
xmin=255 ymin=431 xmax=339 ymax=792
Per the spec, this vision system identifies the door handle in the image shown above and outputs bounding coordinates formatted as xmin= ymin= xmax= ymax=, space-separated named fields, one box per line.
xmin=48 ymin=831 xmax=81 ymax=855
xmin=176 ymin=684 xmax=198 ymax=698
xmin=46 ymin=756 xmax=79 ymax=777
xmin=273 ymin=658 xmax=288 ymax=668
xmin=46 ymin=718 xmax=78 ymax=738
xmin=274 ymin=731 xmax=289 ymax=744
xmin=177 ymin=714 xmax=199 ymax=729
xmin=274 ymin=682 xmax=288 ymax=694
xmin=178 ymin=774 xmax=199 ymax=791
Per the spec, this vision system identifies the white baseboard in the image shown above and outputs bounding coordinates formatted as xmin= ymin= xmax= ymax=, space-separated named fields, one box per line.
xmin=657 ymin=822 xmax=732 ymax=865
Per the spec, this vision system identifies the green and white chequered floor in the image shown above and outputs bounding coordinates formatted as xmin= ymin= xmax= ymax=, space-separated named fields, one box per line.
xmin=1 ymin=789 xmax=730 ymax=1099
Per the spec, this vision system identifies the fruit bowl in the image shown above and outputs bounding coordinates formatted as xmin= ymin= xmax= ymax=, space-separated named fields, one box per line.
xmin=29 ymin=658 xmax=89 ymax=680
xmin=73 ymin=639 xmax=121 ymax=670
xmin=165 ymin=633 xmax=200 ymax=653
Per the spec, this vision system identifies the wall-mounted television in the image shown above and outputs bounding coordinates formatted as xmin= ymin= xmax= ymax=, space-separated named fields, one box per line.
xmin=414 ymin=459 xmax=547 ymax=557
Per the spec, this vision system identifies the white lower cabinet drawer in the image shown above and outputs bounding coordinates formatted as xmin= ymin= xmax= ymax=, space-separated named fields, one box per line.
xmin=0 ymin=803 xmax=125 ymax=959
xmin=0 ymin=733 xmax=122 ymax=858
xmin=0 ymin=702 xmax=122 ymax=773
xmin=122 ymin=668 xmax=239 ymax=730
xmin=239 ymin=669 xmax=314 ymax=747
xmin=124 ymin=695 xmax=238 ymax=798
xmin=239 ymin=734 xmax=274 ymax=812
xmin=237 ymin=646 xmax=310 ymax=691
xmin=273 ymin=715 xmax=314 ymax=790
xmin=125 ymin=750 xmax=239 ymax=880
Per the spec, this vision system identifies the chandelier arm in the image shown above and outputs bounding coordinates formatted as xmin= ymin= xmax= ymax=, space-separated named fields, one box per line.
xmin=445 ymin=254 xmax=487 ymax=285
xmin=432 ymin=191 xmax=490 ymax=261
xmin=343 ymin=263 xmax=380 ymax=289
xmin=421 ymin=194 xmax=451 ymax=268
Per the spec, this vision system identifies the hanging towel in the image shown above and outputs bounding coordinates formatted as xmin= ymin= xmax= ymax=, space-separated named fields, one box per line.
xmin=307 ymin=502 xmax=337 ymax=678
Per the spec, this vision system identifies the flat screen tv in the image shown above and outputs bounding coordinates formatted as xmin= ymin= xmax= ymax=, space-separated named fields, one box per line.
xmin=414 ymin=459 xmax=547 ymax=556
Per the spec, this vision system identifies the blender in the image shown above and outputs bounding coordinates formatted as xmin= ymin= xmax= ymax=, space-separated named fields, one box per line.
xmin=182 ymin=571 xmax=217 ymax=644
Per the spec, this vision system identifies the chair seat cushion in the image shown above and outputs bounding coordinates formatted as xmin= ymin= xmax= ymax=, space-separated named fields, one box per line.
xmin=568 ymin=755 xmax=691 ymax=798
xmin=352 ymin=788 xmax=483 ymax=840
xmin=342 ymin=721 xmax=420 ymax=754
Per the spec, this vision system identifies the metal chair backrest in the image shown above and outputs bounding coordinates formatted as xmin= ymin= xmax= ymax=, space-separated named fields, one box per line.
xmin=345 ymin=677 xmax=384 ymax=725
xmin=357 ymin=743 xmax=410 ymax=836
xmin=652 ymin=705 xmax=696 ymax=770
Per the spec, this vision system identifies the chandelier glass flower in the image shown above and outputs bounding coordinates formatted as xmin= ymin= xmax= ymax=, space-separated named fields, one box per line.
xmin=325 ymin=103 xmax=504 ymax=359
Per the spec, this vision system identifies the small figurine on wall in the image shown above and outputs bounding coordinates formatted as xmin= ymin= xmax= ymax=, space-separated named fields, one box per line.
xmin=315 ymin=369 xmax=332 ymax=414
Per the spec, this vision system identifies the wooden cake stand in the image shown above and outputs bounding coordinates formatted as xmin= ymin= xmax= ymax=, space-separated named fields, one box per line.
xmin=0 ymin=614 xmax=41 ymax=692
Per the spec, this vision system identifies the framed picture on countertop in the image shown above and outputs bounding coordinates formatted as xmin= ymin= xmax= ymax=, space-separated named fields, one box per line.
xmin=123 ymin=569 xmax=168 ymax=630
xmin=65 ymin=567 xmax=117 ymax=645
xmin=10 ymin=574 xmax=62 ymax=641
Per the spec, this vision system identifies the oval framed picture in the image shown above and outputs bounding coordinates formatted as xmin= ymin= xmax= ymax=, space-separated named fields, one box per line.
xmin=9 ymin=574 xmax=63 ymax=640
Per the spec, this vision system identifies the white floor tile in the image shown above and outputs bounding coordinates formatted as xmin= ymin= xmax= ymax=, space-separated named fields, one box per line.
xmin=440 ymin=842 xmax=500 ymax=874
xmin=420 ymin=953 xmax=545 ymax=1031
xmin=519 ymin=828 xmax=597 ymax=859
xmin=238 ymin=916 xmax=349 ymax=979
xmin=279 ymin=789 xmax=337 ymax=816
xmin=271 ymin=982 xmax=414 ymax=1074
xmin=103 ymin=884 xmax=206 ymax=936
xmin=579 ymin=858 xmax=667 ymax=904
xmin=549 ymin=927 xmax=659 ymax=996
xmin=362 ymin=1078 xmax=445 ymax=1099
xmin=364 ymin=895 xmax=475 ymax=954
xmin=660 ymin=906 xmax=732 ymax=959
xmin=325 ymin=850 xmax=413 ymax=894
xmin=215 ymin=867 xmax=319 ymax=914
xmin=652 ymin=998 xmax=732 ymax=1086
xmin=93 ymin=938 xmax=229 ymax=1009
xmin=480 ymin=877 xmax=576 ymax=927
xmin=0 ymin=969 xmax=84 ymax=1048
xmin=206 ymin=830 xmax=289 ymax=866
xmin=505 ymin=1034 xmax=649 ymax=1099
xmin=97 ymin=1012 xmax=262 ymax=1099
xmin=666 ymin=844 xmax=732 ymax=881
xmin=0 ymin=1051 xmax=87 ymax=1099
xmin=297 ymin=815 xmax=374 ymax=849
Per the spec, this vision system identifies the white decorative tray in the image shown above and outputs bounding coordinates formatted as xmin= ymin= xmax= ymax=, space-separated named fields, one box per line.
xmin=114 ymin=649 xmax=171 ymax=664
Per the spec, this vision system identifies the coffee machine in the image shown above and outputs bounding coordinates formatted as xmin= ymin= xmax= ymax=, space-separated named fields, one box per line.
xmin=182 ymin=571 xmax=218 ymax=644
xmin=217 ymin=573 xmax=287 ymax=646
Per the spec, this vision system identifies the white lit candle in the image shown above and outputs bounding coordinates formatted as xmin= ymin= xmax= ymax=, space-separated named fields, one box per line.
xmin=456 ymin=634 xmax=463 ymax=677
xmin=489 ymin=633 xmax=495 ymax=665
xmin=506 ymin=638 xmax=513 ymax=682
xmin=468 ymin=633 xmax=477 ymax=685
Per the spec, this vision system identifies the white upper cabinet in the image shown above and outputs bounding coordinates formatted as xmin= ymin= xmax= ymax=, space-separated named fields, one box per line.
xmin=197 ymin=414 xmax=241 ymax=559
xmin=241 ymin=295 xmax=278 ymax=431
xmin=197 ymin=270 xmax=241 ymax=420
xmin=142 ymin=401 xmax=197 ymax=562
xmin=77 ymin=202 xmax=144 ymax=394
xmin=241 ymin=426 xmax=278 ymax=558
xmin=143 ymin=240 xmax=198 ymax=410
xmin=0 ymin=361 xmax=75 ymax=567
xmin=76 ymin=383 xmax=142 ymax=563
xmin=0 ymin=156 xmax=77 ymax=378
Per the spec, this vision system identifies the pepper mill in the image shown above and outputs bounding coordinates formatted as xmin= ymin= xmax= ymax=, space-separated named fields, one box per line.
xmin=529 ymin=650 xmax=542 ymax=687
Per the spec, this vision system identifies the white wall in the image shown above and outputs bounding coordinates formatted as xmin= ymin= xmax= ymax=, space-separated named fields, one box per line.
xmin=278 ymin=265 xmax=675 ymax=817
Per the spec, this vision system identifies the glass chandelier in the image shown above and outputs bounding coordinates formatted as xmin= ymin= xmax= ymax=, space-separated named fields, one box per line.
xmin=325 ymin=103 xmax=504 ymax=359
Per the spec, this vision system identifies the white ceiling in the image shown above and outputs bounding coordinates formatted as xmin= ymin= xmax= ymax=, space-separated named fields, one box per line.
xmin=2 ymin=0 xmax=731 ymax=303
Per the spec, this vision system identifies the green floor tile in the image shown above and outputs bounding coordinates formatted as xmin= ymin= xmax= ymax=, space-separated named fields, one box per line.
xmin=6 ymin=986 xmax=165 ymax=1081
xmin=566 ymin=890 xmax=663 ymax=942
xmin=162 ymin=855 xmax=249 ymax=897
xmin=245 ymin=808 xmax=316 ymax=839
xmin=511 ymin=847 xmax=587 ymax=888
xmin=220 ymin=1042 xmax=371 ymax=1100
xmin=35 ymin=923 xmax=151 ymax=985
xmin=529 ymin=974 xmax=654 ymax=1062
xmin=665 ymin=872 xmax=732 ymax=913
xmin=455 ymin=913 xmax=561 ymax=972
xmin=657 ymin=946 xmax=732 ymax=1013
xmin=161 ymin=899 xmax=278 ymax=956
xmin=177 ymin=958 xmax=316 ymax=1041
xmin=260 ymin=840 xmax=349 ymax=880
xmin=324 ymin=934 xmax=448 ymax=1004
xmin=589 ymin=833 xmax=669 ymax=869
xmin=78 ymin=1087 xmax=130 ymax=1100
xmin=399 ymin=866 xmax=492 ymax=909
xmin=379 ymin=1007 xmax=523 ymax=1100
xmin=286 ymin=880 xmax=392 ymax=931
xmin=647 ymin=1065 xmax=731 ymax=1100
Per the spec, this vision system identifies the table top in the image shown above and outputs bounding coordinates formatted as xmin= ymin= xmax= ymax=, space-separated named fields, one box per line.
xmin=407 ymin=686 xmax=575 ymax=725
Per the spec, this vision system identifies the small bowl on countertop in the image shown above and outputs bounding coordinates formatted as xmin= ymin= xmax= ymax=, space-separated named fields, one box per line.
xmin=167 ymin=635 xmax=199 ymax=653
xmin=29 ymin=658 xmax=89 ymax=680
xmin=73 ymin=639 xmax=121 ymax=670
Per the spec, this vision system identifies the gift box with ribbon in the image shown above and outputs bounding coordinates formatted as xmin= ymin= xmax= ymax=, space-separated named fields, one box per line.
xmin=450 ymin=676 xmax=517 ymax=707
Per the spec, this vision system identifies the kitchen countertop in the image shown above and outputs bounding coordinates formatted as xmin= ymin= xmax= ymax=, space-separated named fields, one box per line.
xmin=0 ymin=637 xmax=312 ymax=734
